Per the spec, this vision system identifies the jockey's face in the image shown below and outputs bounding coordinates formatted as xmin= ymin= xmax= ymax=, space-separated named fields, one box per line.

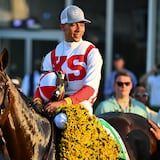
xmin=60 ymin=22 xmax=85 ymax=42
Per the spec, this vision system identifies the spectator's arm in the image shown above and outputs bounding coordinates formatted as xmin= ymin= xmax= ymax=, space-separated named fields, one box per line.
xmin=139 ymin=67 xmax=156 ymax=84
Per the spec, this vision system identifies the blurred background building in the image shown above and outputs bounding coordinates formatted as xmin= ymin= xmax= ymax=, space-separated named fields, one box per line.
xmin=0 ymin=0 xmax=159 ymax=101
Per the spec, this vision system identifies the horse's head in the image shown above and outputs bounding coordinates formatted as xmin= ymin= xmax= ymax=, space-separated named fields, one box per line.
xmin=0 ymin=49 xmax=9 ymax=117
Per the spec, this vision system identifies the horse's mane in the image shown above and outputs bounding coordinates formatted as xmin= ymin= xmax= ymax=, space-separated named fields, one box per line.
xmin=2 ymin=75 xmax=52 ymax=160
xmin=18 ymin=89 xmax=32 ymax=106
xmin=0 ymin=48 xmax=57 ymax=159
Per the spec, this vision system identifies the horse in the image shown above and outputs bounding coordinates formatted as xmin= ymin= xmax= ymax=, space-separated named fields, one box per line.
xmin=98 ymin=112 xmax=160 ymax=160
xmin=0 ymin=48 xmax=56 ymax=160
xmin=0 ymin=48 xmax=159 ymax=160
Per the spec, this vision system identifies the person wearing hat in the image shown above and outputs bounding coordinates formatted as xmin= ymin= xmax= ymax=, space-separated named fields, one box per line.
xmin=33 ymin=5 xmax=103 ymax=114
xmin=103 ymin=53 xmax=137 ymax=99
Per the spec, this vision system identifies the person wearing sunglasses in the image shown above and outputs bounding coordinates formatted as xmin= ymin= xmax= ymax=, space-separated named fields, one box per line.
xmin=132 ymin=84 xmax=160 ymax=124
xmin=94 ymin=71 xmax=148 ymax=118
xmin=33 ymin=5 xmax=103 ymax=115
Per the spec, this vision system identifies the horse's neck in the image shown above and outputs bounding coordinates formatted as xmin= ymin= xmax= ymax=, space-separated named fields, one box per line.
xmin=8 ymin=81 xmax=50 ymax=134
xmin=5 ymin=80 xmax=51 ymax=159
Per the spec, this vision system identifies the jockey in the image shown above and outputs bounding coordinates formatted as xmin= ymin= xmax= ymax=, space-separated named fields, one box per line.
xmin=33 ymin=5 xmax=103 ymax=114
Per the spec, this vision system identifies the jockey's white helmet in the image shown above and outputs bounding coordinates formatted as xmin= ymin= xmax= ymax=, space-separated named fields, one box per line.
xmin=38 ymin=71 xmax=58 ymax=102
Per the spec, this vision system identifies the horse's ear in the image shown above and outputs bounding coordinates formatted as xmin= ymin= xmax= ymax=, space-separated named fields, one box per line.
xmin=0 ymin=48 xmax=9 ymax=71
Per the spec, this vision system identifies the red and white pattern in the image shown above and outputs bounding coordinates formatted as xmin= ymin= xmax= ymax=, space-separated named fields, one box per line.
xmin=38 ymin=72 xmax=57 ymax=102
xmin=34 ymin=39 xmax=103 ymax=113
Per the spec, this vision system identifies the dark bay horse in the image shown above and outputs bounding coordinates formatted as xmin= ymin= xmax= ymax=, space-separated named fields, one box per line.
xmin=0 ymin=48 xmax=56 ymax=160
xmin=0 ymin=48 xmax=159 ymax=160
xmin=99 ymin=112 xmax=160 ymax=160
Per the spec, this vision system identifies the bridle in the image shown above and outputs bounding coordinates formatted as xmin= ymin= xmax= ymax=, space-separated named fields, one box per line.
xmin=0 ymin=71 xmax=10 ymax=115
xmin=0 ymin=71 xmax=11 ymax=159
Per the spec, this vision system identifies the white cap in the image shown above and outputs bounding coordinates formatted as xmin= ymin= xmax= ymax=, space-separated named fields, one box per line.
xmin=60 ymin=5 xmax=91 ymax=24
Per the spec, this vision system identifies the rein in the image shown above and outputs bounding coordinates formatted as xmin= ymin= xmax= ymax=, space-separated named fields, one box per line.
xmin=42 ymin=121 xmax=54 ymax=160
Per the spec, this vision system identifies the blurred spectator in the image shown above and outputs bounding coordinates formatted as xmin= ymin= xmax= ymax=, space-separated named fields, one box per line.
xmin=132 ymin=84 xmax=159 ymax=123
xmin=103 ymin=53 xmax=137 ymax=99
xmin=140 ymin=64 xmax=160 ymax=108
xmin=95 ymin=71 xmax=148 ymax=118
xmin=0 ymin=0 xmax=29 ymax=24
xmin=21 ymin=59 xmax=41 ymax=97
xmin=11 ymin=0 xmax=29 ymax=21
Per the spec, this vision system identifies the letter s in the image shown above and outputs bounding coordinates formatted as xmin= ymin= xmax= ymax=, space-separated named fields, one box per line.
xmin=68 ymin=55 xmax=86 ymax=81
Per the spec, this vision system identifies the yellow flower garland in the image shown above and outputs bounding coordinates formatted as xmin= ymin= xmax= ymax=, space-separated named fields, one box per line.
xmin=55 ymin=104 xmax=120 ymax=160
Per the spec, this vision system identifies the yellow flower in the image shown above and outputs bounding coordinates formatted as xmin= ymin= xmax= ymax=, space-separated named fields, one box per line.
xmin=56 ymin=104 xmax=120 ymax=160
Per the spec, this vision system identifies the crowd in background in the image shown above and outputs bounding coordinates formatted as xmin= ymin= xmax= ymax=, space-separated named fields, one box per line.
xmin=12 ymin=52 xmax=160 ymax=125
xmin=5 ymin=1 xmax=160 ymax=135
xmin=96 ymin=53 xmax=160 ymax=125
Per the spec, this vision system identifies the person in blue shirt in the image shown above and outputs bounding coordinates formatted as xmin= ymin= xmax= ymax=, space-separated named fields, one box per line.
xmin=103 ymin=53 xmax=137 ymax=99
xmin=95 ymin=71 xmax=148 ymax=118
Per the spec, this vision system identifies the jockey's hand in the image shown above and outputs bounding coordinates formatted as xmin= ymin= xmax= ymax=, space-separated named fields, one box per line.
xmin=148 ymin=120 xmax=160 ymax=140
xmin=44 ymin=100 xmax=66 ymax=113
